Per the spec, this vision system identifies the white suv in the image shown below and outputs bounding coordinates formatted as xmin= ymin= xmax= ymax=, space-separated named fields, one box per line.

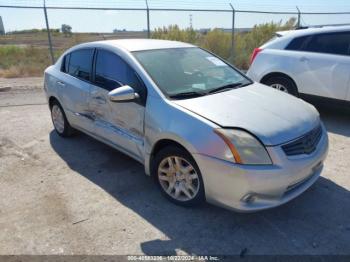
xmin=247 ymin=26 xmax=350 ymax=107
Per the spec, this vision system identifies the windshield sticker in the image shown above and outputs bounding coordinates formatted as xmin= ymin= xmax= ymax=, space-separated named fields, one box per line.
xmin=192 ymin=83 xmax=206 ymax=90
xmin=206 ymin=56 xmax=227 ymax=66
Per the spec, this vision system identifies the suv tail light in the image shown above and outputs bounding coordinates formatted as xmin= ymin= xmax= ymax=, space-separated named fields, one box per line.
xmin=250 ymin=48 xmax=262 ymax=65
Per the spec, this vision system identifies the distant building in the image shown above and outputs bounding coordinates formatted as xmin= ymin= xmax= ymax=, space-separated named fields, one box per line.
xmin=113 ymin=28 xmax=127 ymax=33
xmin=0 ymin=16 xmax=4 ymax=35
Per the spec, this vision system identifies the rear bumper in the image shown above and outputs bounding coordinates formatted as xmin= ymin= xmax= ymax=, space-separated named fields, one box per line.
xmin=246 ymin=68 xmax=259 ymax=82
xmin=193 ymin=127 xmax=329 ymax=212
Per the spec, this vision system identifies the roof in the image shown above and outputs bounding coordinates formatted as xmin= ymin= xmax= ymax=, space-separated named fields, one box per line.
xmin=276 ymin=25 xmax=350 ymax=38
xmin=92 ymin=39 xmax=195 ymax=52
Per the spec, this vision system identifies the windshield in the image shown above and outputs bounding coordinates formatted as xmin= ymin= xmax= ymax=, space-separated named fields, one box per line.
xmin=133 ymin=47 xmax=251 ymax=98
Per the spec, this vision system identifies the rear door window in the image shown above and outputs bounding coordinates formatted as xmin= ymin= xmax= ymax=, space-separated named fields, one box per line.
xmin=67 ymin=49 xmax=94 ymax=81
xmin=303 ymin=32 xmax=350 ymax=56
xmin=61 ymin=54 xmax=70 ymax=73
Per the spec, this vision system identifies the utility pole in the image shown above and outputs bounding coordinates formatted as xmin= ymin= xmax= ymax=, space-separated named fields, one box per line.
xmin=296 ymin=6 xmax=301 ymax=28
xmin=229 ymin=3 xmax=235 ymax=60
xmin=145 ymin=0 xmax=150 ymax=38
xmin=43 ymin=0 xmax=55 ymax=64
xmin=189 ymin=14 xmax=193 ymax=29
xmin=0 ymin=16 xmax=5 ymax=35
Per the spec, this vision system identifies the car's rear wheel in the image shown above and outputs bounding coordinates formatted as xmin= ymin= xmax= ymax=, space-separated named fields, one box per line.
xmin=50 ymin=100 xmax=75 ymax=137
xmin=152 ymin=146 xmax=205 ymax=207
xmin=263 ymin=76 xmax=298 ymax=96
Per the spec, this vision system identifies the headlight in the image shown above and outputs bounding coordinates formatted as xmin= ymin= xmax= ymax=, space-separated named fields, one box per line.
xmin=215 ymin=129 xmax=272 ymax=165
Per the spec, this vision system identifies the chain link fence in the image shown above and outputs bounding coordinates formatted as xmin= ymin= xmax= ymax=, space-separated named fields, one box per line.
xmin=0 ymin=1 xmax=349 ymax=76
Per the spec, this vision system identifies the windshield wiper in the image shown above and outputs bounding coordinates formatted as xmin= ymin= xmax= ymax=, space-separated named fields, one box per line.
xmin=208 ymin=82 xmax=250 ymax=94
xmin=169 ymin=82 xmax=252 ymax=99
xmin=169 ymin=91 xmax=207 ymax=99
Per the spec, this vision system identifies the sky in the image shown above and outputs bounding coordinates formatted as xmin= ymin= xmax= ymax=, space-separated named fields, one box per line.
xmin=1 ymin=0 xmax=350 ymax=32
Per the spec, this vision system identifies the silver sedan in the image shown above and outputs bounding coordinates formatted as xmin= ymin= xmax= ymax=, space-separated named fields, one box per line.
xmin=44 ymin=39 xmax=328 ymax=212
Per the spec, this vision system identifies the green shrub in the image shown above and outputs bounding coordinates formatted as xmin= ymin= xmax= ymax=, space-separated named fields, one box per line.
xmin=200 ymin=29 xmax=232 ymax=62
xmin=0 ymin=45 xmax=63 ymax=78
xmin=152 ymin=25 xmax=198 ymax=44
xmin=152 ymin=18 xmax=296 ymax=69
xmin=0 ymin=18 xmax=296 ymax=78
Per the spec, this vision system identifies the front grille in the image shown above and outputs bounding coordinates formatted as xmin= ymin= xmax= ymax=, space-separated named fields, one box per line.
xmin=282 ymin=125 xmax=322 ymax=156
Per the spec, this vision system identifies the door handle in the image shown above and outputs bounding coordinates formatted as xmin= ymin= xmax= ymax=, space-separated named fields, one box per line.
xmin=57 ymin=81 xmax=66 ymax=87
xmin=300 ymin=57 xmax=309 ymax=62
xmin=93 ymin=96 xmax=107 ymax=104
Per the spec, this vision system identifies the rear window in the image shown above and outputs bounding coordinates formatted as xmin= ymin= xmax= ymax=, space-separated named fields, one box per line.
xmin=285 ymin=36 xmax=310 ymax=51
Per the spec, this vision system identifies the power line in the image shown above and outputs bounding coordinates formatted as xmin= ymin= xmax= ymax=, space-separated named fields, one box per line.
xmin=0 ymin=0 xmax=350 ymax=13
xmin=2 ymin=4 xmax=350 ymax=15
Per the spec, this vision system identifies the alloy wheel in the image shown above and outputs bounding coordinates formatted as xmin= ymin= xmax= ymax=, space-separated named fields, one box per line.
xmin=271 ymin=83 xmax=289 ymax=93
xmin=158 ymin=156 xmax=200 ymax=201
xmin=51 ymin=104 xmax=65 ymax=134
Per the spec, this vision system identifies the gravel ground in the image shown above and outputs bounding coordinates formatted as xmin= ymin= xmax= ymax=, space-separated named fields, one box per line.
xmin=0 ymin=78 xmax=350 ymax=255
xmin=0 ymin=77 xmax=43 ymax=91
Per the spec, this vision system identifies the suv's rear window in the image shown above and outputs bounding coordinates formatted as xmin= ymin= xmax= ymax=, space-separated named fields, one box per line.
xmin=285 ymin=36 xmax=310 ymax=51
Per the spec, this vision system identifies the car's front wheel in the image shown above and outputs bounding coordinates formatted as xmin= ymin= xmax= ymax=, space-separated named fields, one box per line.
xmin=50 ymin=100 xmax=75 ymax=137
xmin=152 ymin=146 xmax=205 ymax=207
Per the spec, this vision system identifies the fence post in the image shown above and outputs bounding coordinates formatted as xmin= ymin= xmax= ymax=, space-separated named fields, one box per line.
xmin=145 ymin=0 xmax=150 ymax=38
xmin=43 ymin=0 xmax=55 ymax=64
xmin=229 ymin=3 xmax=235 ymax=60
xmin=296 ymin=6 xmax=301 ymax=28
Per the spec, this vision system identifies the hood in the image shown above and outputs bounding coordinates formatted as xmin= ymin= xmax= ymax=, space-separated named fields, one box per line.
xmin=173 ymin=83 xmax=320 ymax=146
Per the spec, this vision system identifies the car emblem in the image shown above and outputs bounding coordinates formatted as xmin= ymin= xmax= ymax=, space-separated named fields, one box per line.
xmin=303 ymin=134 xmax=314 ymax=153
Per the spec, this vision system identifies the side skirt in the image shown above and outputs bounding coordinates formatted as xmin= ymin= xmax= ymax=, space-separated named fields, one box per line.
xmin=300 ymin=93 xmax=350 ymax=112
xmin=71 ymin=125 xmax=145 ymax=166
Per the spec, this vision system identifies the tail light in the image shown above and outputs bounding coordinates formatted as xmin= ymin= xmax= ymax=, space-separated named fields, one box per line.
xmin=250 ymin=48 xmax=262 ymax=65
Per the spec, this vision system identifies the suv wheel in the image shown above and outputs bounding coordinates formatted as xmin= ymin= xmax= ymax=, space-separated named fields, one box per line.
xmin=152 ymin=146 xmax=205 ymax=207
xmin=50 ymin=100 xmax=75 ymax=137
xmin=263 ymin=76 xmax=298 ymax=96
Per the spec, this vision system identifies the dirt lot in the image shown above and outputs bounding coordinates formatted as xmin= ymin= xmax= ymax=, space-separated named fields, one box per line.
xmin=0 ymin=32 xmax=147 ymax=49
xmin=0 ymin=78 xmax=350 ymax=255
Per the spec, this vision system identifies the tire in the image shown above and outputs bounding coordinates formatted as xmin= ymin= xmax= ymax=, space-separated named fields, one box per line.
xmin=263 ymin=76 xmax=298 ymax=96
xmin=50 ymin=100 xmax=75 ymax=137
xmin=151 ymin=146 xmax=205 ymax=207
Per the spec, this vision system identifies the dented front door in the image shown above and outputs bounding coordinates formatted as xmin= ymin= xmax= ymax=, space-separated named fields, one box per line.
xmin=89 ymin=84 xmax=145 ymax=161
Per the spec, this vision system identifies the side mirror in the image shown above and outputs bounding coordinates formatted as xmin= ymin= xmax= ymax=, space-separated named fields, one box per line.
xmin=108 ymin=85 xmax=140 ymax=102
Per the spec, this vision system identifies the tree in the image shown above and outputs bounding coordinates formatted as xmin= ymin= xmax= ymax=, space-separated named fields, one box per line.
xmin=61 ymin=24 xmax=72 ymax=37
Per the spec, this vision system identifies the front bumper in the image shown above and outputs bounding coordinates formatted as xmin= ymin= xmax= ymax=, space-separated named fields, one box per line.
xmin=193 ymin=126 xmax=329 ymax=212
